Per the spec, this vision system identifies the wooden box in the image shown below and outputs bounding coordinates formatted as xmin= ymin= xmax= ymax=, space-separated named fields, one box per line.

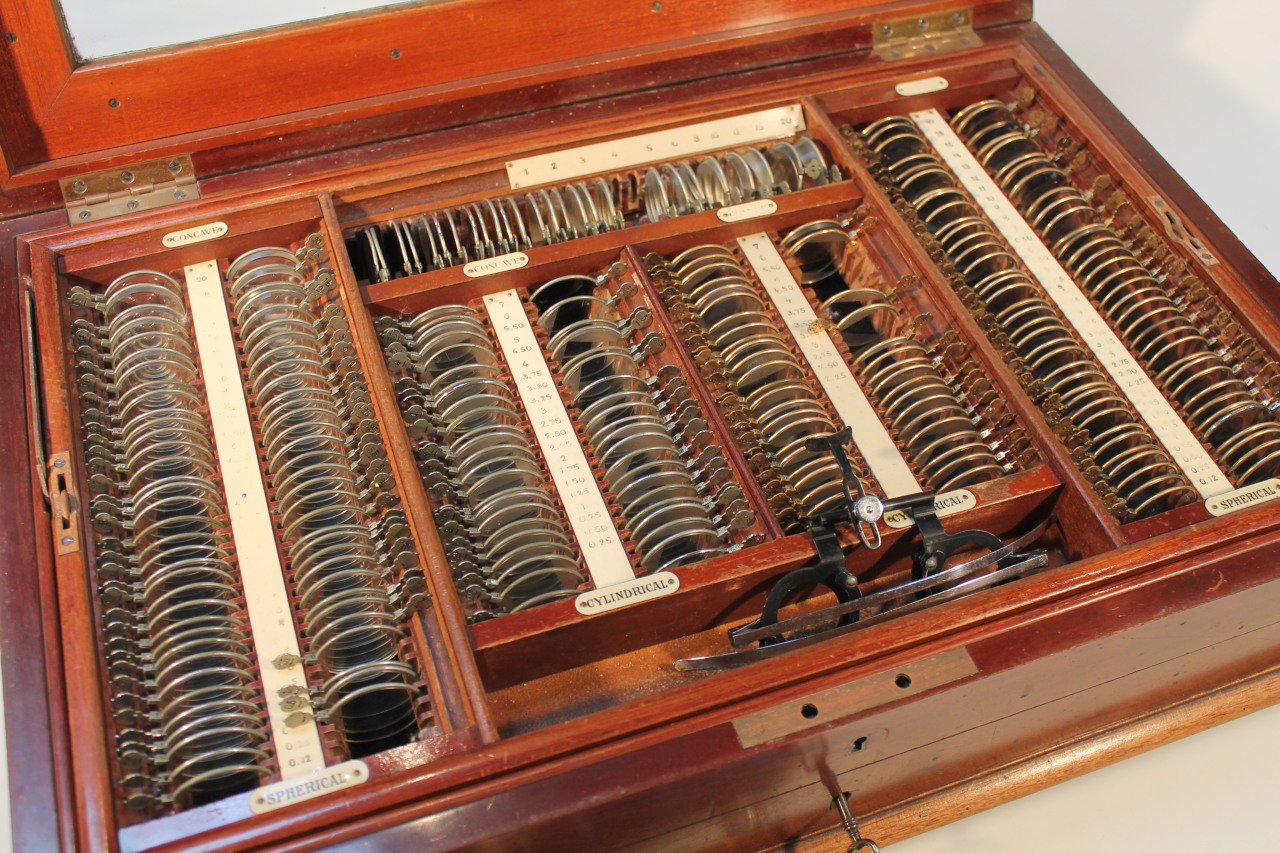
xmin=3 ymin=1 xmax=1279 ymax=850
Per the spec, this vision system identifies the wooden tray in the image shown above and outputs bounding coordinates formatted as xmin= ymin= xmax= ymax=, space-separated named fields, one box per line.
xmin=3 ymin=2 xmax=1279 ymax=850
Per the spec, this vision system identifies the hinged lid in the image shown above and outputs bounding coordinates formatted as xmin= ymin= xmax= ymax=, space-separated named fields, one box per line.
xmin=58 ymin=154 xmax=199 ymax=224
xmin=0 ymin=0 xmax=1031 ymax=213
xmin=873 ymin=8 xmax=981 ymax=61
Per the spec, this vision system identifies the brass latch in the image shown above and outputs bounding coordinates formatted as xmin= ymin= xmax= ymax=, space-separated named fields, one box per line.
xmin=48 ymin=451 xmax=81 ymax=556
xmin=873 ymin=8 xmax=980 ymax=62
xmin=60 ymin=154 xmax=201 ymax=225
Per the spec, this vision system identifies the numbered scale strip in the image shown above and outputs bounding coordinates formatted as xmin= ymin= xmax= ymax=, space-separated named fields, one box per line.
xmin=506 ymin=105 xmax=806 ymax=190
xmin=184 ymin=261 xmax=328 ymax=779
xmin=737 ymin=234 xmax=923 ymax=498
xmin=483 ymin=289 xmax=637 ymax=589
xmin=909 ymin=109 xmax=1232 ymax=500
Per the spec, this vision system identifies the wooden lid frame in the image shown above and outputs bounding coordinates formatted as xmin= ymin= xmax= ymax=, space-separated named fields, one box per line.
xmin=0 ymin=0 xmax=1031 ymax=200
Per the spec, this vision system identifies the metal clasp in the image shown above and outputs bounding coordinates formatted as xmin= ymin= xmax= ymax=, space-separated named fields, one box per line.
xmin=48 ymin=451 xmax=81 ymax=555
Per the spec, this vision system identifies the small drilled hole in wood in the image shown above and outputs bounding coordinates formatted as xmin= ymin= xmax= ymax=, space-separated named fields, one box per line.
xmin=895 ymin=673 xmax=912 ymax=689
xmin=800 ymin=703 xmax=819 ymax=719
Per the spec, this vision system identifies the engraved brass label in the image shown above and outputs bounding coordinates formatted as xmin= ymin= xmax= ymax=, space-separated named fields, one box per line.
xmin=1206 ymin=479 xmax=1280 ymax=516
xmin=732 ymin=647 xmax=978 ymax=748
xmin=162 ymin=221 xmax=228 ymax=248
xmin=249 ymin=760 xmax=370 ymax=814
xmin=575 ymin=571 xmax=680 ymax=615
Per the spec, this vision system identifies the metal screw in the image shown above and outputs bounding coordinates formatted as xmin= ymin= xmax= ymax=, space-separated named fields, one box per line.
xmin=60 ymin=536 xmax=73 ymax=545
xmin=880 ymin=24 xmax=891 ymax=35
xmin=54 ymin=458 xmax=66 ymax=468
xmin=71 ymin=180 xmax=87 ymax=194
xmin=652 ymin=1 xmax=662 ymax=10
xmin=389 ymin=48 xmax=401 ymax=58
xmin=107 ymin=98 xmax=120 ymax=108
xmin=5 ymin=32 xmax=16 ymax=43
xmin=167 ymin=160 xmax=181 ymax=173
xmin=917 ymin=17 xmax=928 ymax=30
xmin=78 ymin=211 xmax=91 ymax=220
xmin=173 ymin=189 xmax=186 ymax=200
xmin=119 ymin=170 xmax=134 ymax=184
xmin=953 ymin=11 xmax=965 ymax=24
xmin=126 ymin=200 xmax=139 ymax=210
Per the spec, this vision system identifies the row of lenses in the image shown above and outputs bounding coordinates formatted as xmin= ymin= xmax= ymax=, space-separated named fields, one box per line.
xmin=781 ymin=220 xmax=1012 ymax=492
xmin=530 ymin=270 xmax=754 ymax=572
xmin=348 ymin=136 xmax=839 ymax=284
xmin=229 ymin=245 xmax=427 ymax=754
xmin=378 ymin=305 xmax=587 ymax=621
xmin=649 ymin=245 xmax=849 ymax=519
xmin=864 ymin=115 xmax=1198 ymax=518
xmin=70 ymin=271 xmax=270 ymax=809
xmin=642 ymin=137 xmax=837 ymax=222
xmin=948 ymin=101 xmax=1280 ymax=487
xmin=351 ymin=182 xmax=624 ymax=283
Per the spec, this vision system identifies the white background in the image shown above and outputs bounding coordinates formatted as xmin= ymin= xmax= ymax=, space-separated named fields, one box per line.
xmin=4 ymin=2 xmax=1280 ymax=852
xmin=892 ymin=1 xmax=1280 ymax=851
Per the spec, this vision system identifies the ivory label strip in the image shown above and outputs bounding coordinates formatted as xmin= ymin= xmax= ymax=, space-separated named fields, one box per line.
xmin=895 ymin=76 xmax=949 ymax=96
xmin=484 ymin=289 xmax=636 ymax=588
xmin=910 ymin=108 xmax=1231 ymax=500
xmin=506 ymin=105 xmax=805 ymax=189
xmin=737 ymin=233 xmax=922 ymax=498
xmin=463 ymin=252 xmax=529 ymax=278
xmin=184 ymin=260 xmax=327 ymax=779
xmin=717 ymin=199 xmax=778 ymax=222
xmin=162 ymin=221 xmax=228 ymax=248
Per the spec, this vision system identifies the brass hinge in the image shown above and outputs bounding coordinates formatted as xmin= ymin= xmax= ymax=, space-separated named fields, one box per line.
xmin=48 ymin=451 xmax=81 ymax=556
xmin=59 ymin=154 xmax=201 ymax=225
xmin=873 ymin=8 xmax=981 ymax=62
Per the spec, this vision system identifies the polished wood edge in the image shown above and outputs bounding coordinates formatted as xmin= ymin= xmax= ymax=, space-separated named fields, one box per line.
xmin=779 ymin=663 xmax=1280 ymax=850
xmin=0 ymin=1 xmax=1034 ymax=193
xmin=0 ymin=219 xmax=67 ymax=852
xmin=28 ymin=240 xmax=121 ymax=851
xmin=12 ymin=13 xmax=1280 ymax=845
xmin=148 ymin=537 xmax=1280 ymax=852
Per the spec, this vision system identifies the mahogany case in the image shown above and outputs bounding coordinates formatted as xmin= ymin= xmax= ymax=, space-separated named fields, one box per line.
xmin=2 ymin=1 xmax=1279 ymax=851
